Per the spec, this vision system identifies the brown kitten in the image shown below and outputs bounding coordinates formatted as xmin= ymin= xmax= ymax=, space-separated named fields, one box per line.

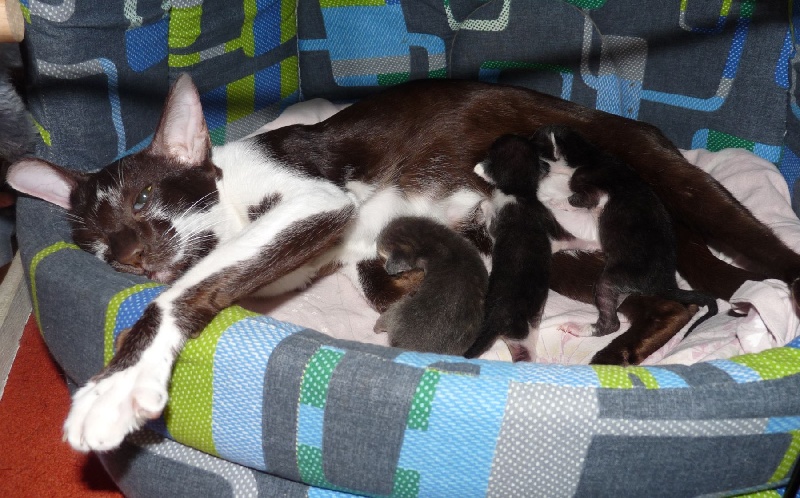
xmin=375 ymin=217 xmax=488 ymax=356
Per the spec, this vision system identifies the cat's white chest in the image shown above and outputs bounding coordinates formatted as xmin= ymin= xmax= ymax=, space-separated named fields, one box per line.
xmin=206 ymin=141 xmax=487 ymax=294
xmin=537 ymin=169 xmax=603 ymax=244
xmin=339 ymin=181 xmax=484 ymax=264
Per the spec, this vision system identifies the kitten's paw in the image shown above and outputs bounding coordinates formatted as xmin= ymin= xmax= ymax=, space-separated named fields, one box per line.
xmin=591 ymin=346 xmax=632 ymax=366
xmin=558 ymin=322 xmax=596 ymax=337
xmin=506 ymin=342 xmax=532 ymax=362
xmin=593 ymin=318 xmax=621 ymax=337
xmin=373 ymin=317 xmax=388 ymax=334
xmin=63 ymin=363 xmax=169 ymax=452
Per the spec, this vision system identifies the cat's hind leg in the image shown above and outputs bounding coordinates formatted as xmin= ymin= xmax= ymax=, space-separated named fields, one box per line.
xmin=591 ymin=269 xmax=623 ymax=337
xmin=591 ymin=296 xmax=693 ymax=365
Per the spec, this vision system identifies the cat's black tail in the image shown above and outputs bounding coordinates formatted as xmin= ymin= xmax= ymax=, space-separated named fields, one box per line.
xmin=464 ymin=306 xmax=531 ymax=359
xmin=657 ymin=288 xmax=719 ymax=336
xmin=463 ymin=324 xmax=500 ymax=359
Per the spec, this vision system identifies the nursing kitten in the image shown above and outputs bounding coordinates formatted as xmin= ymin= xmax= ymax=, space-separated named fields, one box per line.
xmin=8 ymin=76 xmax=798 ymax=452
xmin=536 ymin=125 xmax=719 ymax=336
xmin=464 ymin=134 xmax=584 ymax=360
xmin=374 ymin=216 xmax=488 ymax=355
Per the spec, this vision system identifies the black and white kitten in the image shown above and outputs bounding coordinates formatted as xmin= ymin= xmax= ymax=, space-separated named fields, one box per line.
xmin=7 ymin=75 xmax=798 ymax=453
xmin=374 ymin=216 xmax=488 ymax=356
xmin=536 ymin=125 xmax=719 ymax=337
xmin=465 ymin=134 xmax=588 ymax=360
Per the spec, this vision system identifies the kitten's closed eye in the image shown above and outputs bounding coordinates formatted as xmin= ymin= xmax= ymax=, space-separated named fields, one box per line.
xmin=133 ymin=185 xmax=153 ymax=212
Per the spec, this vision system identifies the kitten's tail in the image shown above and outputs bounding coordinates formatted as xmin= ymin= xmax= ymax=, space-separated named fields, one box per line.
xmin=657 ymin=289 xmax=719 ymax=336
xmin=463 ymin=323 xmax=501 ymax=359
xmin=464 ymin=307 xmax=531 ymax=359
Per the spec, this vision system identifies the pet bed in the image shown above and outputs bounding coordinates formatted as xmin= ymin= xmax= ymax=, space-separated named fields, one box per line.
xmin=16 ymin=0 xmax=800 ymax=496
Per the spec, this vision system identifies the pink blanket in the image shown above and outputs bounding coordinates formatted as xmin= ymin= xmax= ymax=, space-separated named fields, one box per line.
xmin=239 ymin=102 xmax=800 ymax=365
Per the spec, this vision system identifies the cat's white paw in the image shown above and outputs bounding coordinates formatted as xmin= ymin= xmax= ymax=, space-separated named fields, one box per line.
xmin=558 ymin=321 xmax=596 ymax=337
xmin=63 ymin=363 xmax=169 ymax=452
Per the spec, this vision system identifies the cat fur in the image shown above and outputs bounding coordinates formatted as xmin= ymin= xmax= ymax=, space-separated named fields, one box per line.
xmin=465 ymin=134 xmax=579 ymax=359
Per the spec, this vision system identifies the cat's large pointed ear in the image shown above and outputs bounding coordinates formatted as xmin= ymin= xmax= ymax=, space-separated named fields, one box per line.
xmin=6 ymin=158 xmax=88 ymax=210
xmin=149 ymin=73 xmax=211 ymax=165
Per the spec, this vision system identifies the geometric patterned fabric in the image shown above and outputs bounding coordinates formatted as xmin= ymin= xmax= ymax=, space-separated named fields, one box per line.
xmin=298 ymin=0 xmax=800 ymax=205
xmin=95 ymin=284 xmax=800 ymax=497
xmin=14 ymin=0 xmax=800 ymax=496
xmin=20 ymin=0 xmax=298 ymax=170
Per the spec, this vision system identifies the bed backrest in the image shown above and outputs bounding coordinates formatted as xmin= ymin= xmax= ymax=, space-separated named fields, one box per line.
xmin=19 ymin=0 xmax=800 ymax=208
xmin=296 ymin=0 xmax=800 ymax=206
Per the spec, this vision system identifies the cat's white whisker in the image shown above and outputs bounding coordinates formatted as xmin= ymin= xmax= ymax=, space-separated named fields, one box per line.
xmin=64 ymin=213 xmax=86 ymax=224
xmin=179 ymin=231 xmax=219 ymax=245
xmin=172 ymin=216 xmax=227 ymax=239
xmin=185 ymin=191 xmax=217 ymax=210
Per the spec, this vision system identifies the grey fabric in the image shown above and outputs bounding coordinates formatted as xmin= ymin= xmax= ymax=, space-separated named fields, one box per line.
xmin=313 ymin=331 xmax=405 ymax=360
xmin=322 ymin=350 xmax=422 ymax=495
xmin=428 ymin=361 xmax=481 ymax=376
xmin=596 ymin=374 xmax=800 ymax=420
xmin=100 ymin=430 xmax=312 ymax=498
xmin=261 ymin=330 xmax=322 ymax=482
xmin=575 ymin=434 xmax=789 ymax=497
xmin=658 ymin=363 xmax=737 ymax=387
xmin=486 ymin=383 xmax=600 ymax=497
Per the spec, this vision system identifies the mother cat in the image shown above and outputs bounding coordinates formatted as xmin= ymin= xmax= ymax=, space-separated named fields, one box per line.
xmin=9 ymin=75 xmax=800 ymax=452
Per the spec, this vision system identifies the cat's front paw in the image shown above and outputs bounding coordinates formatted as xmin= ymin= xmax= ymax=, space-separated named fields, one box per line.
xmin=63 ymin=363 xmax=169 ymax=452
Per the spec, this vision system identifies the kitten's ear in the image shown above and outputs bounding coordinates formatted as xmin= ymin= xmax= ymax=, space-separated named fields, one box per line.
xmin=149 ymin=73 xmax=211 ymax=165
xmin=6 ymin=158 xmax=87 ymax=210
xmin=384 ymin=254 xmax=414 ymax=275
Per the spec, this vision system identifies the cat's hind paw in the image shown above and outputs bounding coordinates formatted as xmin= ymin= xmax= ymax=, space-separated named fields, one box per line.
xmin=63 ymin=363 xmax=169 ymax=452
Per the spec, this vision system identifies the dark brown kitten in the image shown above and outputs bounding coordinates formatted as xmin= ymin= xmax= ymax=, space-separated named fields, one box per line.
xmin=375 ymin=216 xmax=488 ymax=356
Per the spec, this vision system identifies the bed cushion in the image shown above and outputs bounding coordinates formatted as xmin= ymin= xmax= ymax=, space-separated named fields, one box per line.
xmin=17 ymin=0 xmax=800 ymax=495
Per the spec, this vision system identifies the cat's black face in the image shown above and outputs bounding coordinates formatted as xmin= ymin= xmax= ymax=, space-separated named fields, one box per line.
xmin=69 ymin=151 xmax=221 ymax=283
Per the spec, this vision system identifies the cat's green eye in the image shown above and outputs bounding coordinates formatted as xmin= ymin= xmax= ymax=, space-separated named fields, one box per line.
xmin=133 ymin=185 xmax=153 ymax=212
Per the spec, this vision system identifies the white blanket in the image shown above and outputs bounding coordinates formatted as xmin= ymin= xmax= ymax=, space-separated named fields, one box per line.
xmin=238 ymin=101 xmax=800 ymax=365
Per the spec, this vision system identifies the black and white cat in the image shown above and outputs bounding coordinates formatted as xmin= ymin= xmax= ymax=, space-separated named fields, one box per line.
xmin=8 ymin=75 xmax=800 ymax=452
